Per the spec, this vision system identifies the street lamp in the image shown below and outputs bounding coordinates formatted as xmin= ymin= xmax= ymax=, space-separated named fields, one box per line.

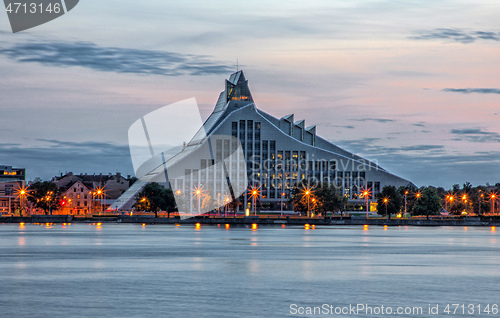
xmin=362 ymin=188 xmax=371 ymax=219
xmin=305 ymin=190 xmax=310 ymax=217
xmin=281 ymin=192 xmax=285 ymax=217
xmin=248 ymin=185 xmax=261 ymax=216
xmin=301 ymin=186 xmax=314 ymax=218
xmin=383 ymin=197 xmax=389 ymax=219
xmin=404 ymin=190 xmax=408 ymax=216
xmin=15 ymin=184 xmax=29 ymax=217
xmin=491 ymin=193 xmax=497 ymax=215
xmin=462 ymin=194 xmax=468 ymax=215
xmin=93 ymin=185 xmax=106 ymax=215
xmin=196 ymin=190 xmax=201 ymax=214
xmin=479 ymin=192 xmax=484 ymax=216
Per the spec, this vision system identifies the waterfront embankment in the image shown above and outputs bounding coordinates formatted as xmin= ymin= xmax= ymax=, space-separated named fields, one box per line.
xmin=2 ymin=215 xmax=500 ymax=227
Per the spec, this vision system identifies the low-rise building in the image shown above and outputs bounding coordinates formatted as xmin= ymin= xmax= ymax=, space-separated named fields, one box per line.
xmin=0 ymin=166 xmax=26 ymax=216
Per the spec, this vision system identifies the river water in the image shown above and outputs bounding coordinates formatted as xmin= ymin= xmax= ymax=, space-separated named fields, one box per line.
xmin=0 ymin=223 xmax=498 ymax=318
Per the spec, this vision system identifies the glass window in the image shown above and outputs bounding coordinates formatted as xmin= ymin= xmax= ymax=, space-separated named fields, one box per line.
xmin=329 ymin=160 xmax=336 ymax=170
xmin=232 ymin=122 xmax=237 ymax=138
xmin=247 ymin=120 xmax=253 ymax=130
xmin=270 ymin=141 xmax=276 ymax=151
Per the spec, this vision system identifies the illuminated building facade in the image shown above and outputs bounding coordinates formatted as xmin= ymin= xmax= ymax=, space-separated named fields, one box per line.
xmin=0 ymin=166 xmax=26 ymax=215
xmin=113 ymin=71 xmax=413 ymax=212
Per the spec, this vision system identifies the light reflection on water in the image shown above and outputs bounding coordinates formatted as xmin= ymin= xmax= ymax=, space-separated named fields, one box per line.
xmin=0 ymin=224 xmax=499 ymax=318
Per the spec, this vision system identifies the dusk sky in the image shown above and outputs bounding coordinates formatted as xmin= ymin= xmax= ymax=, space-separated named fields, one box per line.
xmin=1 ymin=0 xmax=499 ymax=188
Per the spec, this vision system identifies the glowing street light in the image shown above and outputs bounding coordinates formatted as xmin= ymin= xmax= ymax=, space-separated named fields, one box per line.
xmin=93 ymin=184 xmax=106 ymax=215
xmin=383 ymin=197 xmax=389 ymax=219
xmin=301 ymin=185 xmax=314 ymax=218
xmin=248 ymin=185 xmax=261 ymax=216
xmin=361 ymin=187 xmax=371 ymax=219
xmin=281 ymin=192 xmax=286 ymax=217
xmin=491 ymin=193 xmax=497 ymax=215
xmin=15 ymin=184 xmax=29 ymax=216
xmin=404 ymin=190 xmax=408 ymax=215
xmin=192 ymin=185 xmax=205 ymax=215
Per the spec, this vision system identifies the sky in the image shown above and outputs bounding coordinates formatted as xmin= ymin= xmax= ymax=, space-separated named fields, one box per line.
xmin=0 ymin=0 xmax=499 ymax=188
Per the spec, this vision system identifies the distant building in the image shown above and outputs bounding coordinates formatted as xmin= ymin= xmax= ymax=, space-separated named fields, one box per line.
xmin=56 ymin=180 xmax=93 ymax=215
xmin=112 ymin=71 xmax=414 ymax=213
xmin=0 ymin=166 xmax=26 ymax=215
xmin=0 ymin=165 xmax=25 ymax=182
xmin=52 ymin=172 xmax=133 ymax=213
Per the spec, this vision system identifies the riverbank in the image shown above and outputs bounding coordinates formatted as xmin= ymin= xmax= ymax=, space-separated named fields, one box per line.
xmin=2 ymin=215 xmax=500 ymax=227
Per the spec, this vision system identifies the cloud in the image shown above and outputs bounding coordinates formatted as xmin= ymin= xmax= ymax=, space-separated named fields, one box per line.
xmin=412 ymin=122 xmax=426 ymax=127
xmin=450 ymin=128 xmax=500 ymax=143
xmin=0 ymin=41 xmax=233 ymax=76
xmin=0 ymin=140 xmax=133 ymax=180
xmin=386 ymin=70 xmax=435 ymax=77
xmin=351 ymin=118 xmax=395 ymax=123
xmin=335 ymin=138 xmax=444 ymax=156
xmin=322 ymin=123 xmax=355 ymax=129
xmin=335 ymin=138 xmax=500 ymax=187
xmin=442 ymin=88 xmax=500 ymax=94
xmin=409 ymin=28 xmax=500 ymax=44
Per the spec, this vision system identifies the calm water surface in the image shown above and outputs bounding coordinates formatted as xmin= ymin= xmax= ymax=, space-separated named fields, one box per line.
xmin=0 ymin=224 xmax=498 ymax=318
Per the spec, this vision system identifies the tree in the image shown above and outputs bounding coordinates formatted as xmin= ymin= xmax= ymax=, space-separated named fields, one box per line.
xmin=291 ymin=180 xmax=317 ymax=216
xmin=376 ymin=185 xmax=403 ymax=219
xmin=449 ymin=200 xmax=466 ymax=215
xmin=291 ymin=180 xmax=345 ymax=217
xmin=27 ymin=181 xmax=61 ymax=215
xmin=314 ymin=184 xmax=346 ymax=217
xmin=412 ymin=187 xmax=442 ymax=219
xmin=133 ymin=183 xmax=176 ymax=218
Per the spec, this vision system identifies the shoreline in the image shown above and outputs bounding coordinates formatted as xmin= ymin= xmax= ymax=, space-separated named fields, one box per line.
xmin=2 ymin=215 xmax=500 ymax=227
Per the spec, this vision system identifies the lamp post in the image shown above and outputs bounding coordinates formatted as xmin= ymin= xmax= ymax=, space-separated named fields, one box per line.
xmin=248 ymin=186 xmax=260 ymax=217
xmin=217 ymin=193 xmax=221 ymax=217
xmin=491 ymin=193 xmax=496 ymax=215
xmin=383 ymin=197 xmax=389 ymax=219
xmin=462 ymin=194 xmax=468 ymax=215
xmin=196 ymin=190 xmax=201 ymax=215
xmin=305 ymin=190 xmax=310 ymax=218
xmin=479 ymin=192 xmax=484 ymax=216
xmin=281 ymin=192 xmax=285 ymax=217
xmin=363 ymin=190 xmax=370 ymax=219
xmin=253 ymin=190 xmax=257 ymax=216
xmin=404 ymin=190 xmax=408 ymax=216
